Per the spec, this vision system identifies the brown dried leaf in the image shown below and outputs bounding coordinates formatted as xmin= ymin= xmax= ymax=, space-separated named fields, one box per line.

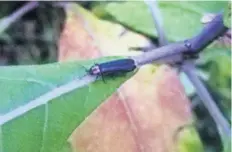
xmin=58 ymin=3 xmax=192 ymax=152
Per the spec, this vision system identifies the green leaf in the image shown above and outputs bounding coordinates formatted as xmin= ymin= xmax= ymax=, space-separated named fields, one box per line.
xmin=58 ymin=142 xmax=73 ymax=152
xmin=198 ymin=46 xmax=231 ymax=121
xmin=106 ymin=1 xmax=227 ymax=41
xmin=222 ymin=136 xmax=231 ymax=152
xmin=176 ymin=126 xmax=204 ymax=152
xmin=223 ymin=1 xmax=231 ymax=28
xmin=0 ymin=56 xmax=135 ymax=152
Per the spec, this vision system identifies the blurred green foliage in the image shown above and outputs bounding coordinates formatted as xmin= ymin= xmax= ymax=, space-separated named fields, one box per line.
xmin=223 ymin=1 xmax=231 ymax=28
xmin=98 ymin=1 xmax=227 ymax=41
xmin=199 ymin=47 xmax=231 ymax=122
xmin=176 ymin=127 xmax=204 ymax=152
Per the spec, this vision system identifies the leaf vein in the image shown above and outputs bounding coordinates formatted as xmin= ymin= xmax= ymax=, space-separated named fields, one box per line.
xmin=39 ymin=103 xmax=49 ymax=152
xmin=0 ymin=75 xmax=96 ymax=126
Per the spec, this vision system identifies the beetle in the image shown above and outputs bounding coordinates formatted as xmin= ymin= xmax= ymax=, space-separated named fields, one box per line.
xmin=88 ymin=58 xmax=136 ymax=81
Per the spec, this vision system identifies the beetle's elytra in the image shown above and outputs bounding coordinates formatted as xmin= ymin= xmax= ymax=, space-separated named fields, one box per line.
xmin=89 ymin=58 xmax=136 ymax=77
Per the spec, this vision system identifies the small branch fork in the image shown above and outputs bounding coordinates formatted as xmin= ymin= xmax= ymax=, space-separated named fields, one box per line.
xmin=132 ymin=3 xmax=230 ymax=139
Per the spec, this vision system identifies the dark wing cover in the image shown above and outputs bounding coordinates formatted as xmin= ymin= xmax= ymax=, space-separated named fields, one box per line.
xmin=99 ymin=58 xmax=136 ymax=75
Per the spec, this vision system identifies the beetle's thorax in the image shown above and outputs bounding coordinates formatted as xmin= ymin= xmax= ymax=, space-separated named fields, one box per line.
xmin=89 ymin=64 xmax=101 ymax=75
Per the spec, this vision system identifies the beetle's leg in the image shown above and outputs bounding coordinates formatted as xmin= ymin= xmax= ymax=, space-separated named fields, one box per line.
xmin=97 ymin=64 xmax=106 ymax=83
xmin=129 ymin=46 xmax=156 ymax=52
xmin=95 ymin=75 xmax=99 ymax=81
xmin=101 ymin=73 xmax=106 ymax=83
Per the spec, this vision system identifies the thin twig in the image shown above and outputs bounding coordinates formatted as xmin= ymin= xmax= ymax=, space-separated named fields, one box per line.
xmin=181 ymin=61 xmax=231 ymax=137
xmin=131 ymin=41 xmax=187 ymax=66
xmin=0 ymin=1 xmax=39 ymax=34
xmin=144 ymin=0 xmax=168 ymax=46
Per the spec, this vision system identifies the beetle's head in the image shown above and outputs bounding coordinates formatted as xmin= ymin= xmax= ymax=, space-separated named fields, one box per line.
xmin=89 ymin=64 xmax=101 ymax=75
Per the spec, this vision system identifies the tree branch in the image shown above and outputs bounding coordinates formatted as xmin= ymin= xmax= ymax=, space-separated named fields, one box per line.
xmin=132 ymin=41 xmax=186 ymax=66
xmin=132 ymin=13 xmax=227 ymax=66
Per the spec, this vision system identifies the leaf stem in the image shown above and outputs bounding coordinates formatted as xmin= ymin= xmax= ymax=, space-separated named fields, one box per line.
xmin=144 ymin=0 xmax=168 ymax=46
xmin=182 ymin=61 xmax=231 ymax=137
